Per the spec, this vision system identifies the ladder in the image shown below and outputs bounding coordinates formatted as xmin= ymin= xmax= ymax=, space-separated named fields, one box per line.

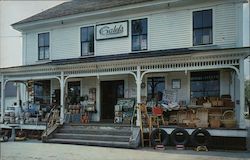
xmin=137 ymin=103 xmax=150 ymax=147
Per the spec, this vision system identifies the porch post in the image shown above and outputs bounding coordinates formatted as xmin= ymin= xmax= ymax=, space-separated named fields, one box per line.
xmin=1 ymin=76 xmax=5 ymax=123
xmin=239 ymin=58 xmax=246 ymax=128
xmin=96 ymin=76 xmax=101 ymax=122
xmin=136 ymin=66 xmax=142 ymax=126
xmin=60 ymin=72 xmax=65 ymax=124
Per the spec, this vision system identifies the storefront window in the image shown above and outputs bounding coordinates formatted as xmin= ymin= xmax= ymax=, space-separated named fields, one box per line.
xmin=147 ymin=77 xmax=165 ymax=101
xmin=34 ymin=80 xmax=51 ymax=104
xmin=68 ymin=81 xmax=81 ymax=104
xmin=191 ymin=71 xmax=220 ymax=98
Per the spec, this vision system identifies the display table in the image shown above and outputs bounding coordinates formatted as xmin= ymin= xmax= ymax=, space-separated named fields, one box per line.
xmin=8 ymin=124 xmax=20 ymax=141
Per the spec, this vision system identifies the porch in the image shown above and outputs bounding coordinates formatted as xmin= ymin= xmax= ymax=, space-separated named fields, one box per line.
xmin=0 ymin=47 xmax=249 ymax=138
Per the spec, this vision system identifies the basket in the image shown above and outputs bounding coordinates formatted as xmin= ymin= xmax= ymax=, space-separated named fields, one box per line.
xmin=196 ymin=108 xmax=208 ymax=123
xmin=221 ymin=110 xmax=236 ymax=128
xmin=177 ymin=110 xmax=187 ymax=124
xmin=223 ymin=110 xmax=234 ymax=120
xmin=209 ymin=119 xmax=221 ymax=128
xmin=211 ymin=98 xmax=224 ymax=107
xmin=221 ymin=119 xmax=236 ymax=128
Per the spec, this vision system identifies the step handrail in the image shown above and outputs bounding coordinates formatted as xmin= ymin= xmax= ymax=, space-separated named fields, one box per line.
xmin=130 ymin=104 xmax=140 ymax=132
xmin=43 ymin=105 xmax=60 ymax=139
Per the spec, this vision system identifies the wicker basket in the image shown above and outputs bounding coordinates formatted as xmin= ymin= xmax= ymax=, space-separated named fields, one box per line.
xmin=209 ymin=119 xmax=221 ymax=128
xmin=221 ymin=119 xmax=236 ymax=128
xmin=221 ymin=110 xmax=236 ymax=128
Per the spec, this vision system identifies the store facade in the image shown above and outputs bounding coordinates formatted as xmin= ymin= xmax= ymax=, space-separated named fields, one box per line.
xmin=0 ymin=0 xmax=249 ymax=136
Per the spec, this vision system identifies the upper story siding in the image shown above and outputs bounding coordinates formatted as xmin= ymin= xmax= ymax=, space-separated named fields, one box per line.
xmin=22 ymin=1 xmax=244 ymax=65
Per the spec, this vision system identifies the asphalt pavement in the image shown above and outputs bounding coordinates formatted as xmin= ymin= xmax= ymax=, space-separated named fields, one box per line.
xmin=0 ymin=141 xmax=249 ymax=160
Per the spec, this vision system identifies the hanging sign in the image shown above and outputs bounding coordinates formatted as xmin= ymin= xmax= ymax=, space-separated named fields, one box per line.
xmin=96 ymin=21 xmax=128 ymax=40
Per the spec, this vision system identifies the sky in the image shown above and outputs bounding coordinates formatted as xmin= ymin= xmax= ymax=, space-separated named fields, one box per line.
xmin=0 ymin=1 xmax=65 ymax=68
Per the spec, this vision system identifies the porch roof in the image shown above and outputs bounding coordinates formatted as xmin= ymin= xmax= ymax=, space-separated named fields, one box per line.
xmin=0 ymin=46 xmax=249 ymax=71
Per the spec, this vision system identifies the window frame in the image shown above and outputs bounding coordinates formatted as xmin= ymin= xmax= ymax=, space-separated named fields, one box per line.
xmin=147 ymin=77 xmax=165 ymax=101
xmin=190 ymin=71 xmax=220 ymax=98
xmin=193 ymin=9 xmax=213 ymax=46
xmin=131 ymin=18 xmax=148 ymax=52
xmin=38 ymin=32 xmax=50 ymax=60
xmin=80 ymin=26 xmax=95 ymax=56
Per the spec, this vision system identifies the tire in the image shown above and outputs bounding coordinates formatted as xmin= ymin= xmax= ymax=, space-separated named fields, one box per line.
xmin=150 ymin=128 xmax=168 ymax=147
xmin=170 ymin=128 xmax=189 ymax=145
xmin=191 ymin=128 xmax=211 ymax=146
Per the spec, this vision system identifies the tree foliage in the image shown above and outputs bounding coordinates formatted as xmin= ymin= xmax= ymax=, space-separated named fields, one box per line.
xmin=246 ymin=80 xmax=250 ymax=100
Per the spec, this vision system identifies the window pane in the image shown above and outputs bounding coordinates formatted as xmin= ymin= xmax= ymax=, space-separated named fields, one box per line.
xmin=193 ymin=29 xmax=203 ymax=45
xmin=88 ymin=27 xmax=94 ymax=41
xmin=203 ymin=28 xmax=212 ymax=44
xmin=44 ymin=47 xmax=49 ymax=59
xmin=89 ymin=40 xmax=94 ymax=53
xmin=203 ymin=9 xmax=212 ymax=27
xmin=193 ymin=11 xmax=203 ymax=28
xmin=140 ymin=35 xmax=147 ymax=50
xmin=141 ymin=19 xmax=147 ymax=34
xmin=5 ymin=82 xmax=17 ymax=97
xmin=44 ymin=33 xmax=49 ymax=46
xmin=34 ymin=80 xmax=51 ymax=104
xmin=132 ymin=20 xmax=142 ymax=35
xmin=68 ymin=81 xmax=81 ymax=104
xmin=190 ymin=71 xmax=219 ymax=98
xmin=81 ymin=42 xmax=89 ymax=55
xmin=39 ymin=48 xmax=44 ymax=60
xmin=38 ymin=34 xmax=44 ymax=47
xmin=147 ymin=77 xmax=165 ymax=101
xmin=81 ymin=27 xmax=88 ymax=42
xmin=132 ymin=35 xmax=140 ymax=51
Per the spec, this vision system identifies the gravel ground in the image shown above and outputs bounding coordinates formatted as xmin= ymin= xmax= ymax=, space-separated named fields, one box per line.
xmin=0 ymin=141 xmax=250 ymax=160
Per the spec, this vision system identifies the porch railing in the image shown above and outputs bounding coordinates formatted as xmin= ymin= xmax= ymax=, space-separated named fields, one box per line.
xmin=42 ymin=105 xmax=60 ymax=140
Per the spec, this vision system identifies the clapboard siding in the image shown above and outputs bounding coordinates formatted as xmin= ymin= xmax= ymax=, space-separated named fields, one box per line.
xmin=214 ymin=3 xmax=237 ymax=48
xmin=150 ymin=10 xmax=192 ymax=50
xmin=96 ymin=37 xmax=130 ymax=56
xmin=51 ymin=26 xmax=80 ymax=60
xmin=26 ymin=32 xmax=38 ymax=65
xmin=23 ymin=1 xmax=241 ymax=65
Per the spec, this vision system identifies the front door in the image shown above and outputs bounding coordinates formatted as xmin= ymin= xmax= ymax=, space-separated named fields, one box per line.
xmin=101 ymin=80 xmax=124 ymax=121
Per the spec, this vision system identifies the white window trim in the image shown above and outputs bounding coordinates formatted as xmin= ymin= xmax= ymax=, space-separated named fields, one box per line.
xmin=130 ymin=16 xmax=150 ymax=53
xmin=192 ymin=8 xmax=214 ymax=47
xmin=79 ymin=25 xmax=95 ymax=57
xmin=37 ymin=31 xmax=51 ymax=61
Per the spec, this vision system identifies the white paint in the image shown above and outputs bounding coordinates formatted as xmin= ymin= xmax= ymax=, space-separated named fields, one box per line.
xmin=22 ymin=1 xmax=245 ymax=65
xmin=0 ymin=1 xmax=65 ymax=68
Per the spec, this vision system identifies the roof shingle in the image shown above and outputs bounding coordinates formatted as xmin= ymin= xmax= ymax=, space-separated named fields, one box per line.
xmin=13 ymin=0 xmax=158 ymax=26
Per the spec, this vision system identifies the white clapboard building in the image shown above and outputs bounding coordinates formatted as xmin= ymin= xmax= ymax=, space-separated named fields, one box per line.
xmin=0 ymin=0 xmax=250 ymax=148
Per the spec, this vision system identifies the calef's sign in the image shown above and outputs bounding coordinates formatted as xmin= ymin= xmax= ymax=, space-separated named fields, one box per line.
xmin=96 ymin=21 xmax=128 ymax=40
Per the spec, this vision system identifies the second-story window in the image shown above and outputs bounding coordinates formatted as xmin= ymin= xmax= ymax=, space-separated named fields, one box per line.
xmin=132 ymin=18 xmax=147 ymax=51
xmin=193 ymin=9 xmax=213 ymax=46
xmin=38 ymin=32 xmax=49 ymax=60
xmin=81 ymin=26 xmax=94 ymax=56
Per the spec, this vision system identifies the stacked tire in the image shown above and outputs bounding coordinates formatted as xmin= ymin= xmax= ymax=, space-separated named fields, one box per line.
xmin=149 ymin=128 xmax=211 ymax=148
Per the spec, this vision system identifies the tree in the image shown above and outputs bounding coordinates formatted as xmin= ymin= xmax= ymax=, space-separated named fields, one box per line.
xmin=246 ymin=80 xmax=250 ymax=100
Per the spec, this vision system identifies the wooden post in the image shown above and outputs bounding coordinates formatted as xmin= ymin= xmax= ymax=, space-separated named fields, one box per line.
xmin=136 ymin=66 xmax=142 ymax=126
xmin=60 ymin=72 xmax=65 ymax=124
xmin=0 ymin=76 xmax=4 ymax=123
xmin=239 ymin=58 xmax=246 ymax=128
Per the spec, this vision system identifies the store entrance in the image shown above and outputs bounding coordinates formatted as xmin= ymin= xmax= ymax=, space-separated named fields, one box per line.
xmin=101 ymin=80 xmax=124 ymax=121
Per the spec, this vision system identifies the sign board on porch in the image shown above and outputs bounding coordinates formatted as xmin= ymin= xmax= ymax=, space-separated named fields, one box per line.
xmin=96 ymin=21 xmax=128 ymax=40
